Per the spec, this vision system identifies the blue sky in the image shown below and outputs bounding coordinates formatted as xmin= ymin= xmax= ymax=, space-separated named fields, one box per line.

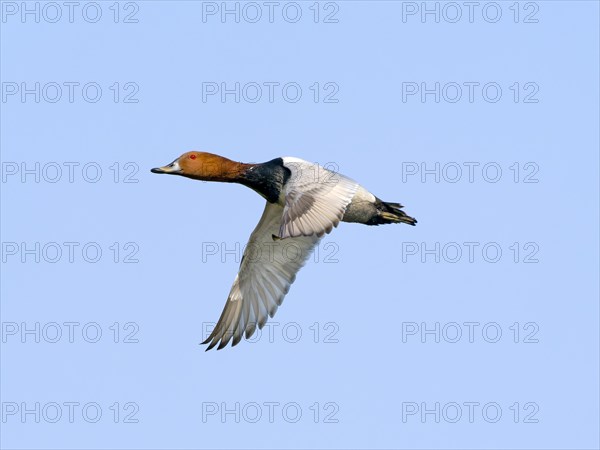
xmin=1 ymin=1 xmax=599 ymax=449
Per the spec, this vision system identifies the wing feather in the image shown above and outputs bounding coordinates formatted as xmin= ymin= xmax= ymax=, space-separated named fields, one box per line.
xmin=279 ymin=158 xmax=358 ymax=239
xmin=202 ymin=202 xmax=320 ymax=350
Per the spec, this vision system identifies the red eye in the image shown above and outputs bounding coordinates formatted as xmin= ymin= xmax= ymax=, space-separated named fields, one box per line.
xmin=190 ymin=154 xmax=196 ymax=160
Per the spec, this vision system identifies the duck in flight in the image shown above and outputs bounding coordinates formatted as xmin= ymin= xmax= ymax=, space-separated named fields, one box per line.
xmin=152 ymin=151 xmax=417 ymax=350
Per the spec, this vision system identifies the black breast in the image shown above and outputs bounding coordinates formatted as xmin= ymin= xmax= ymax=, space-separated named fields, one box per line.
xmin=241 ymin=158 xmax=290 ymax=203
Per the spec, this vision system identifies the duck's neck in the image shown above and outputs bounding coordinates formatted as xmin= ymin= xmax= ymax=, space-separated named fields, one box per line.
xmin=188 ymin=154 xmax=288 ymax=203
xmin=189 ymin=154 xmax=253 ymax=183
xmin=238 ymin=158 xmax=289 ymax=203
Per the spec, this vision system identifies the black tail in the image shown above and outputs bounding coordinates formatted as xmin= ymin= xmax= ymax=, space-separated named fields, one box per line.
xmin=375 ymin=200 xmax=417 ymax=226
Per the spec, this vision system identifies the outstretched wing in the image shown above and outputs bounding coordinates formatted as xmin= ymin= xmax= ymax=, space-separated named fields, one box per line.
xmin=202 ymin=202 xmax=320 ymax=350
xmin=279 ymin=158 xmax=358 ymax=239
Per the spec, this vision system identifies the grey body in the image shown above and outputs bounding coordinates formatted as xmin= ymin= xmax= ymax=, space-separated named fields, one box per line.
xmin=246 ymin=157 xmax=416 ymax=229
xmin=342 ymin=186 xmax=379 ymax=224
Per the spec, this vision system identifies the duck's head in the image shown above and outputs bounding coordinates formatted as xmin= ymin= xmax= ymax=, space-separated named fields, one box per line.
xmin=151 ymin=151 xmax=247 ymax=182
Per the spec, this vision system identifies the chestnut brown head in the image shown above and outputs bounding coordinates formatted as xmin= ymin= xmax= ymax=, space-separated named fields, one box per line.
xmin=151 ymin=151 xmax=247 ymax=182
